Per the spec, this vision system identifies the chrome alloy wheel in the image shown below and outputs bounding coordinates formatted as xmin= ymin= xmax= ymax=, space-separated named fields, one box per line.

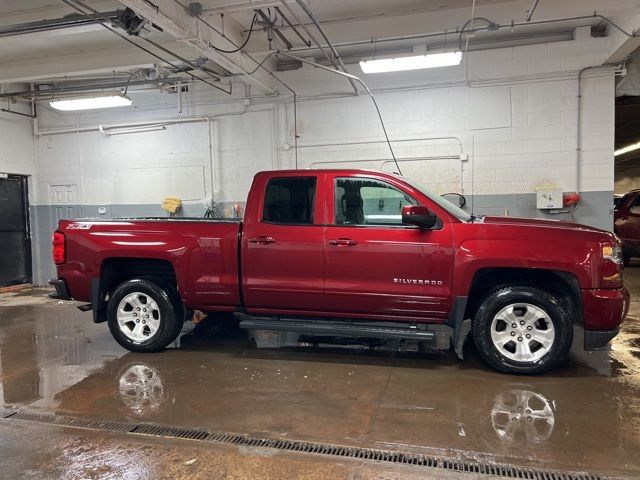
xmin=116 ymin=292 xmax=161 ymax=342
xmin=490 ymin=303 xmax=555 ymax=362
xmin=119 ymin=364 xmax=164 ymax=414
xmin=491 ymin=389 xmax=555 ymax=442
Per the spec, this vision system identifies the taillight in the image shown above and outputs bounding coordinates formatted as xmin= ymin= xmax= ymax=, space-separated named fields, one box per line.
xmin=52 ymin=231 xmax=66 ymax=265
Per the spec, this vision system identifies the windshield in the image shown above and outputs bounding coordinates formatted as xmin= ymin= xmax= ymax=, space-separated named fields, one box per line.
xmin=403 ymin=177 xmax=472 ymax=222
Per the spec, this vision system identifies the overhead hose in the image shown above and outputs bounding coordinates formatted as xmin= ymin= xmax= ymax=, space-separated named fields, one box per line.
xmin=209 ymin=12 xmax=258 ymax=54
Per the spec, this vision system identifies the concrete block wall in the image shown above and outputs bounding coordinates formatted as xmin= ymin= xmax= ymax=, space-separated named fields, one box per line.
xmin=4 ymin=30 xmax=619 ymax=284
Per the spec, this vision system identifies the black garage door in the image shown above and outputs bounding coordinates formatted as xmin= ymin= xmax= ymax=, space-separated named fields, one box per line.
xmin=0 ymin=175 xmax=32 ymax=287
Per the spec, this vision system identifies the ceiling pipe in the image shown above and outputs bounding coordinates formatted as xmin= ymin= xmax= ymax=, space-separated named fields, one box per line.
xmin=294 ymin=0 xmax=359 ymax=95
xmin=267 ymin=12 xmax=636 ymax=55
xmin=0 ymin=77 xmax=192 ymax=99
xmin=526 ymin=0 xmax=541 ymax=22
xmin=0 ymin=11 xmax=119 ymax=37
xmin=61 ymin=0 xmax=231 ymax=94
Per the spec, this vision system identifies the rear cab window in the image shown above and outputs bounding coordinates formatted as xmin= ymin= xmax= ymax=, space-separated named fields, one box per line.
xmin=262 ymin=177 xmax=317 ymax=225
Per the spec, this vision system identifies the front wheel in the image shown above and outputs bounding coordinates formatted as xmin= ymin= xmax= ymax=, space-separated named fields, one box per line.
xmin=107 ymin=278 xmax=183 ymax=353
xmin=472 ymin=286 xmax=573 ymax=374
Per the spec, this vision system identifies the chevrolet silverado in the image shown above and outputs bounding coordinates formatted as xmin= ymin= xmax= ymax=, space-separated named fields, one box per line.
xmin=50 ymin=169 xmax=629 ymax=374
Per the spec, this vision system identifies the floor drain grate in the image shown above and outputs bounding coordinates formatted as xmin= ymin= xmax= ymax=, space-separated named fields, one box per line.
xmin=1 ymin=409 xmax=606 ymax=480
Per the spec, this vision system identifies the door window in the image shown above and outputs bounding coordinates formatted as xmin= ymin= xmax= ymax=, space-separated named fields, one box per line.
xmin=631 ymin=195 xmax=640 ymax=215
xmin=262 ymin=177 xmax=317 ymax=225
xmin=334 ymin=177 xmax=416 ymax=226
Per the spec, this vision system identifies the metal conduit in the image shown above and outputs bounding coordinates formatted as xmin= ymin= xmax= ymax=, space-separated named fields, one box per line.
xmin=294 ymin=0 xmax=359 ymax=95
xmin=274 ymin=13 xmax=636 ymax=54
xmin=310 ymin=155 xmax=460 ymax=169
xmin=297 ymin=136 xmax=463 ymax=153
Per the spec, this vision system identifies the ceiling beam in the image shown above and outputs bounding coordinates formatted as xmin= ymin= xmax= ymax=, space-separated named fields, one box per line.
xmin=119 ymin=0 xmax=276 ymax=94
xmin=0 ymin=43 xmax=194 ymax=83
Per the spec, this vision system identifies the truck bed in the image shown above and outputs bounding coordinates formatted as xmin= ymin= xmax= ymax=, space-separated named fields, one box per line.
xmin=57 ymin=218 xmax=243 ymax=310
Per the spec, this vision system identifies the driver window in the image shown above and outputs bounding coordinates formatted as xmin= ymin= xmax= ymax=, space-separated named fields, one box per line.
xmin=631 ymin=195 xmax=640 ymax=215
xmin=334 ymin=177 xmax=416 ymax=226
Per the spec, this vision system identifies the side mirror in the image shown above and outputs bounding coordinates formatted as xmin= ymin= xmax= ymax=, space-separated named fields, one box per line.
xmin=402 ymin=205 xmax=437 ymax=229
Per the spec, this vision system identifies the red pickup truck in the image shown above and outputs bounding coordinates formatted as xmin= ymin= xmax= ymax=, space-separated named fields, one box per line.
xmin=51 ymin=169 xmax=629 ymax=374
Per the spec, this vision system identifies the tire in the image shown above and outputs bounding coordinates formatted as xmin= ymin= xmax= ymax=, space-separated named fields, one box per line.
xmin=472 ymin=285 xmax=572 ymax=374
xmin=107 ymin=278 xmax=184 ymax=353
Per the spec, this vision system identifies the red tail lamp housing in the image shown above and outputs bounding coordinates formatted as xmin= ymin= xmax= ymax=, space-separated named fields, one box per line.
xmin=52 ymin=231 xmax=66 ymax=265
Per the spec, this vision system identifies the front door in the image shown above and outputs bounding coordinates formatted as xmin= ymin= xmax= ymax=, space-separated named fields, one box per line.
xmin=0 ymin=175 xmax=32 ymax=287
xmin=323 ymin=174 xmax=454 ymax=322
xmin=242 ymin=173 xmax=325 ymax=313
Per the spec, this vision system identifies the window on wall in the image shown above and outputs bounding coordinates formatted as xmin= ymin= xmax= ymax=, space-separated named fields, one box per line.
xmin=334 ymin=177 xmax=416 ymax=226
xmin=262 ymin=177 xmax=317 ymax=224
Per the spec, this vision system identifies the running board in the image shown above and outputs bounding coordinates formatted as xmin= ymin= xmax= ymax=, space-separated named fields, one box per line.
xmin=237 ymin=315 xmax=435 ymax=341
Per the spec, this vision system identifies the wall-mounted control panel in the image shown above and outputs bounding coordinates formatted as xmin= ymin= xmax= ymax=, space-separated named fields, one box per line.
xmin=536 ymin=188 xmax=563 ymax=209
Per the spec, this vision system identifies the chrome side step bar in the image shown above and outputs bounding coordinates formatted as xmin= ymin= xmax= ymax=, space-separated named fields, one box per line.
xmin=236 ymin=315 xmax=436 ymax=341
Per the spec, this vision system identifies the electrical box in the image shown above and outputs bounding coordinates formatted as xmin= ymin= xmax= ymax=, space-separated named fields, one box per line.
xmin=536 ymin=188 xmax=563 ymax=209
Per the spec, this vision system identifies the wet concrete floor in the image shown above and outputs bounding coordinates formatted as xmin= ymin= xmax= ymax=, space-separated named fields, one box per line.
xmin=0 ymin=271 xmax=639 ymax=479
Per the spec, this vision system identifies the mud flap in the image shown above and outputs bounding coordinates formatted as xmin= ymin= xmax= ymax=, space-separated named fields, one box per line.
xmin=454 ymin=319 xmax=472 ymax=360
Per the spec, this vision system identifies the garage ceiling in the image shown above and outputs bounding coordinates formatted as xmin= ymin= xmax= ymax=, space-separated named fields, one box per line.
xmin=0 ymin=0 xmax=638 ymax=98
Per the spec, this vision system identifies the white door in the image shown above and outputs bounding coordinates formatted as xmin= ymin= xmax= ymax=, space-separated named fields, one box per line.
xmin=49 ymin=184 xmax=79 ymax=228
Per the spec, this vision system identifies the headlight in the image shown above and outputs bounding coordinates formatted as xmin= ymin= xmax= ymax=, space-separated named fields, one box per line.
xmin=602 ymin=244 xmax=622 ymax=264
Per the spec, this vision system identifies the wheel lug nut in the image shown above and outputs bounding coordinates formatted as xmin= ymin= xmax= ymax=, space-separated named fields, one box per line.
xmin=520 ymin=321 xmax=525 ymax=325
xmin=518 ymin=337 xmax=523 ymax=341
xmin=137 ymin=307 xmax=140 ymax=311
xmin=510 ymin=331 xmax=516 ymax=336
xmin=143 ymin=308 xmax=147 ymax=312
xmin=142 ymin=320 xmax=146 ymax=324
xmin=511 ymin=323 xmax=517 ymax=328
xmin=526 ymin=334 xmax=531 ymax=339
xmin=135 ymin=319 xmax=139 ymax=323
xmin=527 ymin=326 xmax=532 ymax=330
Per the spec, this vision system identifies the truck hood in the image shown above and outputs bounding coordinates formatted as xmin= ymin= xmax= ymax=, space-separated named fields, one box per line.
xmin=479 ymin=215 xmax=609 ymax=235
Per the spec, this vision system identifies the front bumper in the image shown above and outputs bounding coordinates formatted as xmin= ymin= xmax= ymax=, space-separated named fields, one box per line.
xmin=581 ymin=286 xmax=629 ymax=350
xmin=48 ymin=278 xmax=71 ymax=300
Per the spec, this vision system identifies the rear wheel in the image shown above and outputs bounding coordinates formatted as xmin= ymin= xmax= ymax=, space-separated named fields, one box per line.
xmin=472 ymin=286 xmax=572 ymax=374
xmin=107 ymin=278 xmax=183 ymax=353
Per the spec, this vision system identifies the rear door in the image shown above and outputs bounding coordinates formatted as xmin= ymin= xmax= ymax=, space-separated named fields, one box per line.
xmin=0 ymin=175 xmax=31 ymax=287
xmin=323 ymin=173 xmax=454 ymax=322
xmin=242 ymin=172 xmax=325 ymax=313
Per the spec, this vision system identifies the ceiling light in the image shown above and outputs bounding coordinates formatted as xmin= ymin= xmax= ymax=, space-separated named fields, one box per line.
xmin=359 ymin=51 xmax=462 ymax=74
xmin=49 ymin=95 xmax=132 ymax=111
xmin=615 ymin=141 xmax=640 ymax=156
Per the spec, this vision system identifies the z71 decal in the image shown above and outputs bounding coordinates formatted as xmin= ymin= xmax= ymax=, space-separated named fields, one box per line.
xmin=67 ymin=223 xmax=92 ymax=230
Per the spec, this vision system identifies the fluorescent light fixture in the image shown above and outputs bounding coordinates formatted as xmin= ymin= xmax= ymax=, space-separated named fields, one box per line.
xmin=359 ymin=51 xmax=462 ymax=74
xmin=614 ymin=141 xmax=640 ymax=156
xmin=49 ymin=95 xmax=132 ymax=111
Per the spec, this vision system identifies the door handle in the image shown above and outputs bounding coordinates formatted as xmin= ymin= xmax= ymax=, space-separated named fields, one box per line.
xmin=328 ymin=238 xmax=358 ymax=246
xmin=249 ymin=236 xmax=276 ymax=244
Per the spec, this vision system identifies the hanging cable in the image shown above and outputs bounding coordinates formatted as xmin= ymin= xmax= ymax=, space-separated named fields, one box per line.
xmin=207 ymin=11 xmax=258 ymax=54
xmin=277 ymin=51 xmax=402 ymax=175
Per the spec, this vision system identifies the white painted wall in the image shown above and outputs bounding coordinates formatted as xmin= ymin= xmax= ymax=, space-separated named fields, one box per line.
xmin=27 ymin=29 xmax=618 ymax=283
xmin=0 ymin=111 xmax=35 ymax=177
